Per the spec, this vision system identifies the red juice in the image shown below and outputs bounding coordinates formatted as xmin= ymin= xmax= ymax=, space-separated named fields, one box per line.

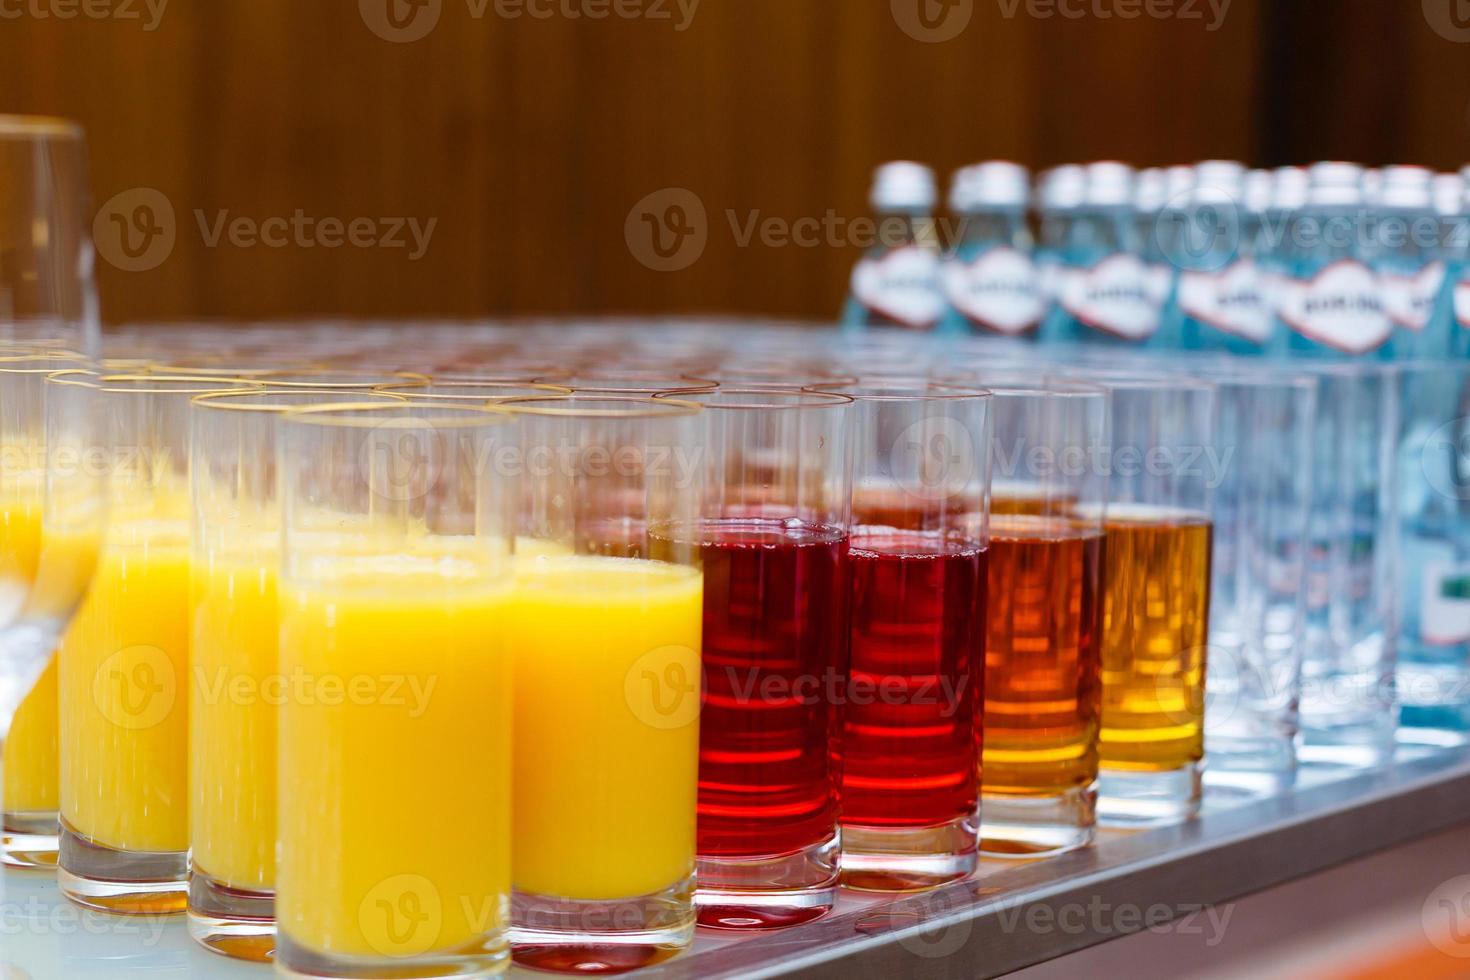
xmin=841 ymin=530 xmax=986 ymax=829
xmin=654 ymin=518 xmax=850 ymax=859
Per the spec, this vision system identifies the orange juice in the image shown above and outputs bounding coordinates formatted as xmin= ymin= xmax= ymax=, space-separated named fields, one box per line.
xmin=277 ymin=554 xmax=511 ymax=960
xmin=58 ymin=520 xmax=192 ymax=854
xmin=4 ymin=654 xmax=58 ymax=814
xmin=0 ymin=488 xmax=43 ymax=619
xmin=189 ymin=556 xmax=277 ymax=891
xmin=508 ymin=554 xmax=702 ymax=901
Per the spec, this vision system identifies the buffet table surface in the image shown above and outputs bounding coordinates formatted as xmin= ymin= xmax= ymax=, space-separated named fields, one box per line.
xmin=4 ymin=737 xmax=1468 ymax=979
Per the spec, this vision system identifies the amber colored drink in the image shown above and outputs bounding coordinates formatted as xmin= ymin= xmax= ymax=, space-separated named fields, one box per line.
xmin=983 ymin=516 xmax=1104 ymax=798
xmin=1097 ymin=510 xmax=1213 ymax=773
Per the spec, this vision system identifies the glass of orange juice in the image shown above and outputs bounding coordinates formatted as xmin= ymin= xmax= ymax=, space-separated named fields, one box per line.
xmin=186 ymin=389 xmax=407 ymax=961
xmin=0 ymin=359 xmax=107 ymax=869
xmin=275 ymin=402 xmax=516 ymax=980
xmin=56 ymin=375 xmax=261 ymax=914
xmin=498 ymin=394 xmax=703 ymax=973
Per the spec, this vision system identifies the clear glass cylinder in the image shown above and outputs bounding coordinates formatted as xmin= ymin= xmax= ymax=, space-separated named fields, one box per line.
xmin=651 ymin=388 xmax=854 ymax=929
xmin=275 ymin=402 xmax=516 ymax=979
xmin=498 ymin=394 xmax=704 ymax=972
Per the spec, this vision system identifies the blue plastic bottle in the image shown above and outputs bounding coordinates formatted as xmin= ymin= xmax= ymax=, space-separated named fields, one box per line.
xmin=1164 ymin=161 xmax=1272 ymax=355
xmin=1372 ymin=166 xmax=1449 ymax=361
xmin=1039 ymin=162 xmax=1162 ymax=346
xmin=842 ymin=162 xmax=946 ymax=333
xmin=1269 ymin=162 xmax=1391 ymax=360
xmin=939 ymin=162 xmax=1043 ymax=342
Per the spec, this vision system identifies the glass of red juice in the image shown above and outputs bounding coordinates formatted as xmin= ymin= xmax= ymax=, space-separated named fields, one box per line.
xmin=651 ymin=388 xmax=855 ymax=929
xmin=811 ymin=380 xmax=994 ymax=890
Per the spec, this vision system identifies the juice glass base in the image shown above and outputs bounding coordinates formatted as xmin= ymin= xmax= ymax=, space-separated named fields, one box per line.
xmin=1097 ymin=763 xmax=1202 ymax=827
xmin=695 ymin=834 xmax=839 ymax=930
xmin=57 ymin=820 xmax=187 ymax=915
xmin=277 ymin=930 xmax=508 ymax=980
xmin=3 ymin=811 xmax=58 ymax=869
xmin=981 ymin=785 xmax=1096 ymax=858
xmin=840 ymin=813 xmax=979 ymax=891
xmin=187 ymin=867 xmax=275 ymax=962
xmin=510 ymin=875 xmax=694 ymax=975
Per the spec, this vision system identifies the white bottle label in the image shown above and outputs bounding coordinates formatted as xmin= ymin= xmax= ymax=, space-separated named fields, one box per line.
xmin=942 ymin=246 xmax=1044 ymax=335
xmin=1277 ymin=260 xmax=1391 ymax=354
xmin=851 ymin=246 xmax=944 ymax=330
xmin=1057 ymin=253 xmax=1160 ymax=341
xmin=1177 ymin=259 xmax=1270 ymax=343
xmin=1381 ymin=261 xmax=1445 ymax=332
xmin=1421 ymin=561 xmax=1470 ymax=646
xmin=1456 ymin=278 xmax=1470 ymax=331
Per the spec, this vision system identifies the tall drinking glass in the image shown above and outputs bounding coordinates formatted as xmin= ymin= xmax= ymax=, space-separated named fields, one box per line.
xmin=813 ymin=381 xmax=991 ymax=890
xmin=500 ymin=395 xmax=704 ymax=972
xmin=1298 ymin=364 xmax=1400 ymax=767
xmin=651 ymin=388 xmax=853 ymax=929
xmin=57 ymin=376 xmax=260 ymax=913
xmin=0 ymin=116 xmax=98 ymax=354
xmin=1394 ymin=362 xmax=1470 ymax=742
xmin=187 ymin=389 xmax=406 ymax=961
xmin=1201 ymin=366 xmax=1317 ymax=793
xmin=1 ymin=365 xmax=106 ymax=869
xmin=980 ymin=380 xmax=1108 ymax=856
xmin=1091 ymin=373 xmax=1216 ymax=825
xmin=276 ymin=403 xmax=515 ymax=979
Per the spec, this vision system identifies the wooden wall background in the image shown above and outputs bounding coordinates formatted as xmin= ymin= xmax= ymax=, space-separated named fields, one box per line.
xmin=0 ymin=0 xmax=1464 ymax=324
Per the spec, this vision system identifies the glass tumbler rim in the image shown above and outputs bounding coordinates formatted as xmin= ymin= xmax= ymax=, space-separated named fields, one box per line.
xmin=654 ymin=388 xmax=852 ymax=411
xmin=190 ymin=389 xmax=411 ymax=414
xmin=499 ymin=394 xmax=704 ymax=418
xmin=804 ymin=379 xmax=991 ymax=402
xmin=279 ymin=400 xmax=514 ymax=430
xmin=85 ymin=374 xmax=266 ymax=395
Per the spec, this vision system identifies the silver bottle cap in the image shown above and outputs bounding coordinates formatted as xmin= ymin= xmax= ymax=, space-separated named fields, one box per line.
xmin=965 ymin=160 xmax=1030 ymax=209
xmin=1244 ymin=169 xmax=1274 ymax=214
xmin=1307 ymin=161 xmax=1364 ymax=206
xmin=1037 ymin=165 xmax=1086 ymax=211
xmin=1084 ymin=161 xmax=1135 ymax=207
xmin=870 ymin=161 xmax=937 ymax=211
xmin=1273 ymin=166 xmax=1310 ymax=210
xmin=1377 ymin=164 xmax=1433 ymax=210
xmin=1134 ymin=168 xmax=1167 ymax=213
xmin=1433 ymin=172 xmax=1465 ymax=217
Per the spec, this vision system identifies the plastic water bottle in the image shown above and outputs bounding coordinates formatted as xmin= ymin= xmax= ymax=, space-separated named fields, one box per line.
xmin=1447 ymin=168 xmax=1470 ymax=358
xmin=1039 ymin=161 xmax=1161 ymax=346
xmin=842 ymin=162 xmax=945 ymax=333
xmin=1270 ymin=162 xmax=1390 ymax=359
xmin=1165 ymin=160 xmax=1271 ymax=354
xmin=1034 ymin=164 xmax=1086 ymax=343
xmin=1256 ymin=167 xmax=1309 ymax=337
xmin=939 ymin=162 xmax=1043 ymax=341
xmin=1371 ymin=166 xmax=1448 ymax=360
